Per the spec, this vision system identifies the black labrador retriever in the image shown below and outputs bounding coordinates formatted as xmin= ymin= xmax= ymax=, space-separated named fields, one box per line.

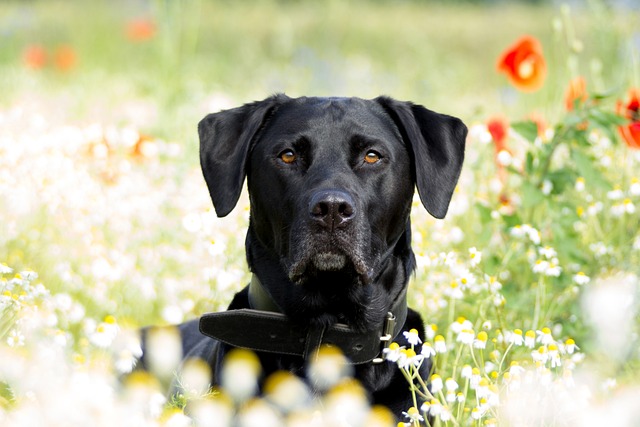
xmin=143 ymin=94 xmax=466 ymax=417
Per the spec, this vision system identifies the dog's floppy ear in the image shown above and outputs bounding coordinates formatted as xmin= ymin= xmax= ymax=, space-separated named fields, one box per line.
xmin=375 ymin=96 xmax=467 ymax=219
xmin=198 ymin=95 xmax=287 ymax=217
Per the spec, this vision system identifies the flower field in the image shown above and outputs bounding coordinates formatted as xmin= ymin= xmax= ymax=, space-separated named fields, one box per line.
xmin=1 ymin=1 xmax=639 ymax=426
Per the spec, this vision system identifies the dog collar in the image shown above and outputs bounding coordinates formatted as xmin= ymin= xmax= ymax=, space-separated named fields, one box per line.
xmin=199 ymin=276 xmax=408 ymax=364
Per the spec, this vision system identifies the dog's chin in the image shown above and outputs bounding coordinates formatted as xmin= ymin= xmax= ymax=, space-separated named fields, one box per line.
xmin=312 ymin=252 xmax=347 ymax=271
xmin=287 ymin=251 xmax=371 ymax=287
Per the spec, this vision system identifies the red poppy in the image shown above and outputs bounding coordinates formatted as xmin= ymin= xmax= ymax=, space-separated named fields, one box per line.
xmin=487 ymin=116 xmax=510 ymax=154
xmin=497 ymin=35 xmax=547 ymax=92
xmin=487 ymin=115 xmax=513 ymax=190
xmin=564 ymin=77 xmax=588 ymax=111
xmin=23 ymin=45 xmax=47 ymax=69
xmin=126 ymin=18 xmax=156 ymax=41
xmin=617 ymin=88 xmax=640 ymax=149
xmin=54 ymin=45 xmax=77 ymax=71
xmin=529 ymin=113 xmax=547 ymax=137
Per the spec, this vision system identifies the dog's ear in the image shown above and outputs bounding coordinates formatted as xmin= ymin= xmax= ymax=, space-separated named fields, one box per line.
xmin=198 ymin=95 xmax=287 ymax=217
xmin=375 ymin=96 xmax=467 ymax=219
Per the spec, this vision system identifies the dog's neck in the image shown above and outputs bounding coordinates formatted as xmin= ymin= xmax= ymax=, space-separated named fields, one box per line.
xmin=247 ymin=274 xmax=283 ymax=313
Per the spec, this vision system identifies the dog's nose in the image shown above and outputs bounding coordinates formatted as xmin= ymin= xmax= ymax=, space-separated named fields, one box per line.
xmin=309 ymin=190 xmax=356 ymax=231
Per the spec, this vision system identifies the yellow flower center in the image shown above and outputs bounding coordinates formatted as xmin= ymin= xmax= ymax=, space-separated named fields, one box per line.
xmin=518 ymin=57 xmax=535 ymax=79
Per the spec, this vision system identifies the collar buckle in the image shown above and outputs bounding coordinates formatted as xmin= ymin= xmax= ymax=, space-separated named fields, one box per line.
xmin=371 ymin=311 xmax=396 ymax=364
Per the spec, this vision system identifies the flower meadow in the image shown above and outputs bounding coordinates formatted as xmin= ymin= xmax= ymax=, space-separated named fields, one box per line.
xmin=1 ymin=1 xmax=640 ymax=426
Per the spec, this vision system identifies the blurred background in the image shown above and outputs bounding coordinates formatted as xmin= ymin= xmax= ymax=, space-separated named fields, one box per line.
xmin=1 ymin=0 xmax=638 ymax=141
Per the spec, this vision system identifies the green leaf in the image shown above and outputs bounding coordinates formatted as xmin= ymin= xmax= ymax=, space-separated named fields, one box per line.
xmin=588 ymin=109 xmax=627 ymax=142
xmin=571 ymin=149 xmax=612 ymax=190
xmin=547 ymin=169 xmax=576 ymax=195
xmin=563 ymin=113 xmax=586 ymax=128
xmin=572 ymin=130 xmax=591 ymax=147
xmin=525 ymin=151 xmax=535 ymax=175
xmin=511 ymin=121 xmax=539 ymax=143
xmin=521 ymin=181 xmax=545 ymax=209
xmin=506 ymin=165 xmax=523 ymax=176
xmin=475 ymin=202 xmax=493 ymax=225
xmin=591 ymin=88 xmax=619 ymax=100
xmin=502 ymin=212 xmax=523 ymax=228
xmin=589 ymin=109 xmax=626 ymax=126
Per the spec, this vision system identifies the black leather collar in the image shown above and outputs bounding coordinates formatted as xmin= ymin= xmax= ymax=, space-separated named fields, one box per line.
xmin=199 ymin=275 xmax=408 ymax=365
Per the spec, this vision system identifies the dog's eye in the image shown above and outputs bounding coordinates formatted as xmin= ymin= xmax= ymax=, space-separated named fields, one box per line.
xmin=279 ymin=149 xmax=297 ymax=164
xmin=364 ymin=150 xmax=381 ymax=164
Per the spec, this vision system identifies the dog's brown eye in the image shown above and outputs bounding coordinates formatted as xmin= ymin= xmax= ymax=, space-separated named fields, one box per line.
xmin=364 ymin=151 xmax=381 ymax=164
xmin=279 ymin=150 xmax=296 ymax=164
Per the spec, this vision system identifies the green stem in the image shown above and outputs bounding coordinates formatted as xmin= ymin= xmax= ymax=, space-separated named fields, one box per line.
xmin=451 ymin=343 xmax=465 ymax=379
xmin=456 ymin=378 xmax=470 ymax=421
xmin=497 ymin=343 xmax=515 ymax=375
xmin=499 ymin=242 xmax=518 ymax=270
xmin=413 ymin=367 xmax=434 ymax=402
xmin=536 ymin=131 xmax=565 ymax=188
xmin=411 ymin=368 xmax=419 ymax=414
xmin=442 ymin=298 xmax=456 ymax=373
xmin=531 ymin=276 xmax=545 ymax=331
xmin=478 ymin=349 xmax=485 ymax=376
xmin=494 ymin=304 xmax=507 ymax=343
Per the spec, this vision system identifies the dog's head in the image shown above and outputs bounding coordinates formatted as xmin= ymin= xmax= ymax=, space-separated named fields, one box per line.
xmin=199 ymin=95 xmax=466 ymax=326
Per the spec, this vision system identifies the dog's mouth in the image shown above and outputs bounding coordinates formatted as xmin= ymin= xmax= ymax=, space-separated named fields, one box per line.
xmin=312 ymin=252 xmax=347 ymax=271
xmin=286 ymin=249 xmax=371 ymax=286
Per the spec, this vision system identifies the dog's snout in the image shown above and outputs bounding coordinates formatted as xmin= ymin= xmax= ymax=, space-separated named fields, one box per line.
xmin=309 ymin=190 xmax=356 ymax=231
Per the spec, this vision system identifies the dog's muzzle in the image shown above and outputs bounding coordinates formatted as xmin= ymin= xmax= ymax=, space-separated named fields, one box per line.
xmin=285 ymin=189 xmax=372 ymax=283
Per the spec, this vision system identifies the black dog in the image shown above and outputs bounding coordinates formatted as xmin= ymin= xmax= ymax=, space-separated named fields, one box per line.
xmin=143 ymin=94 xmax=466 ymax=417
